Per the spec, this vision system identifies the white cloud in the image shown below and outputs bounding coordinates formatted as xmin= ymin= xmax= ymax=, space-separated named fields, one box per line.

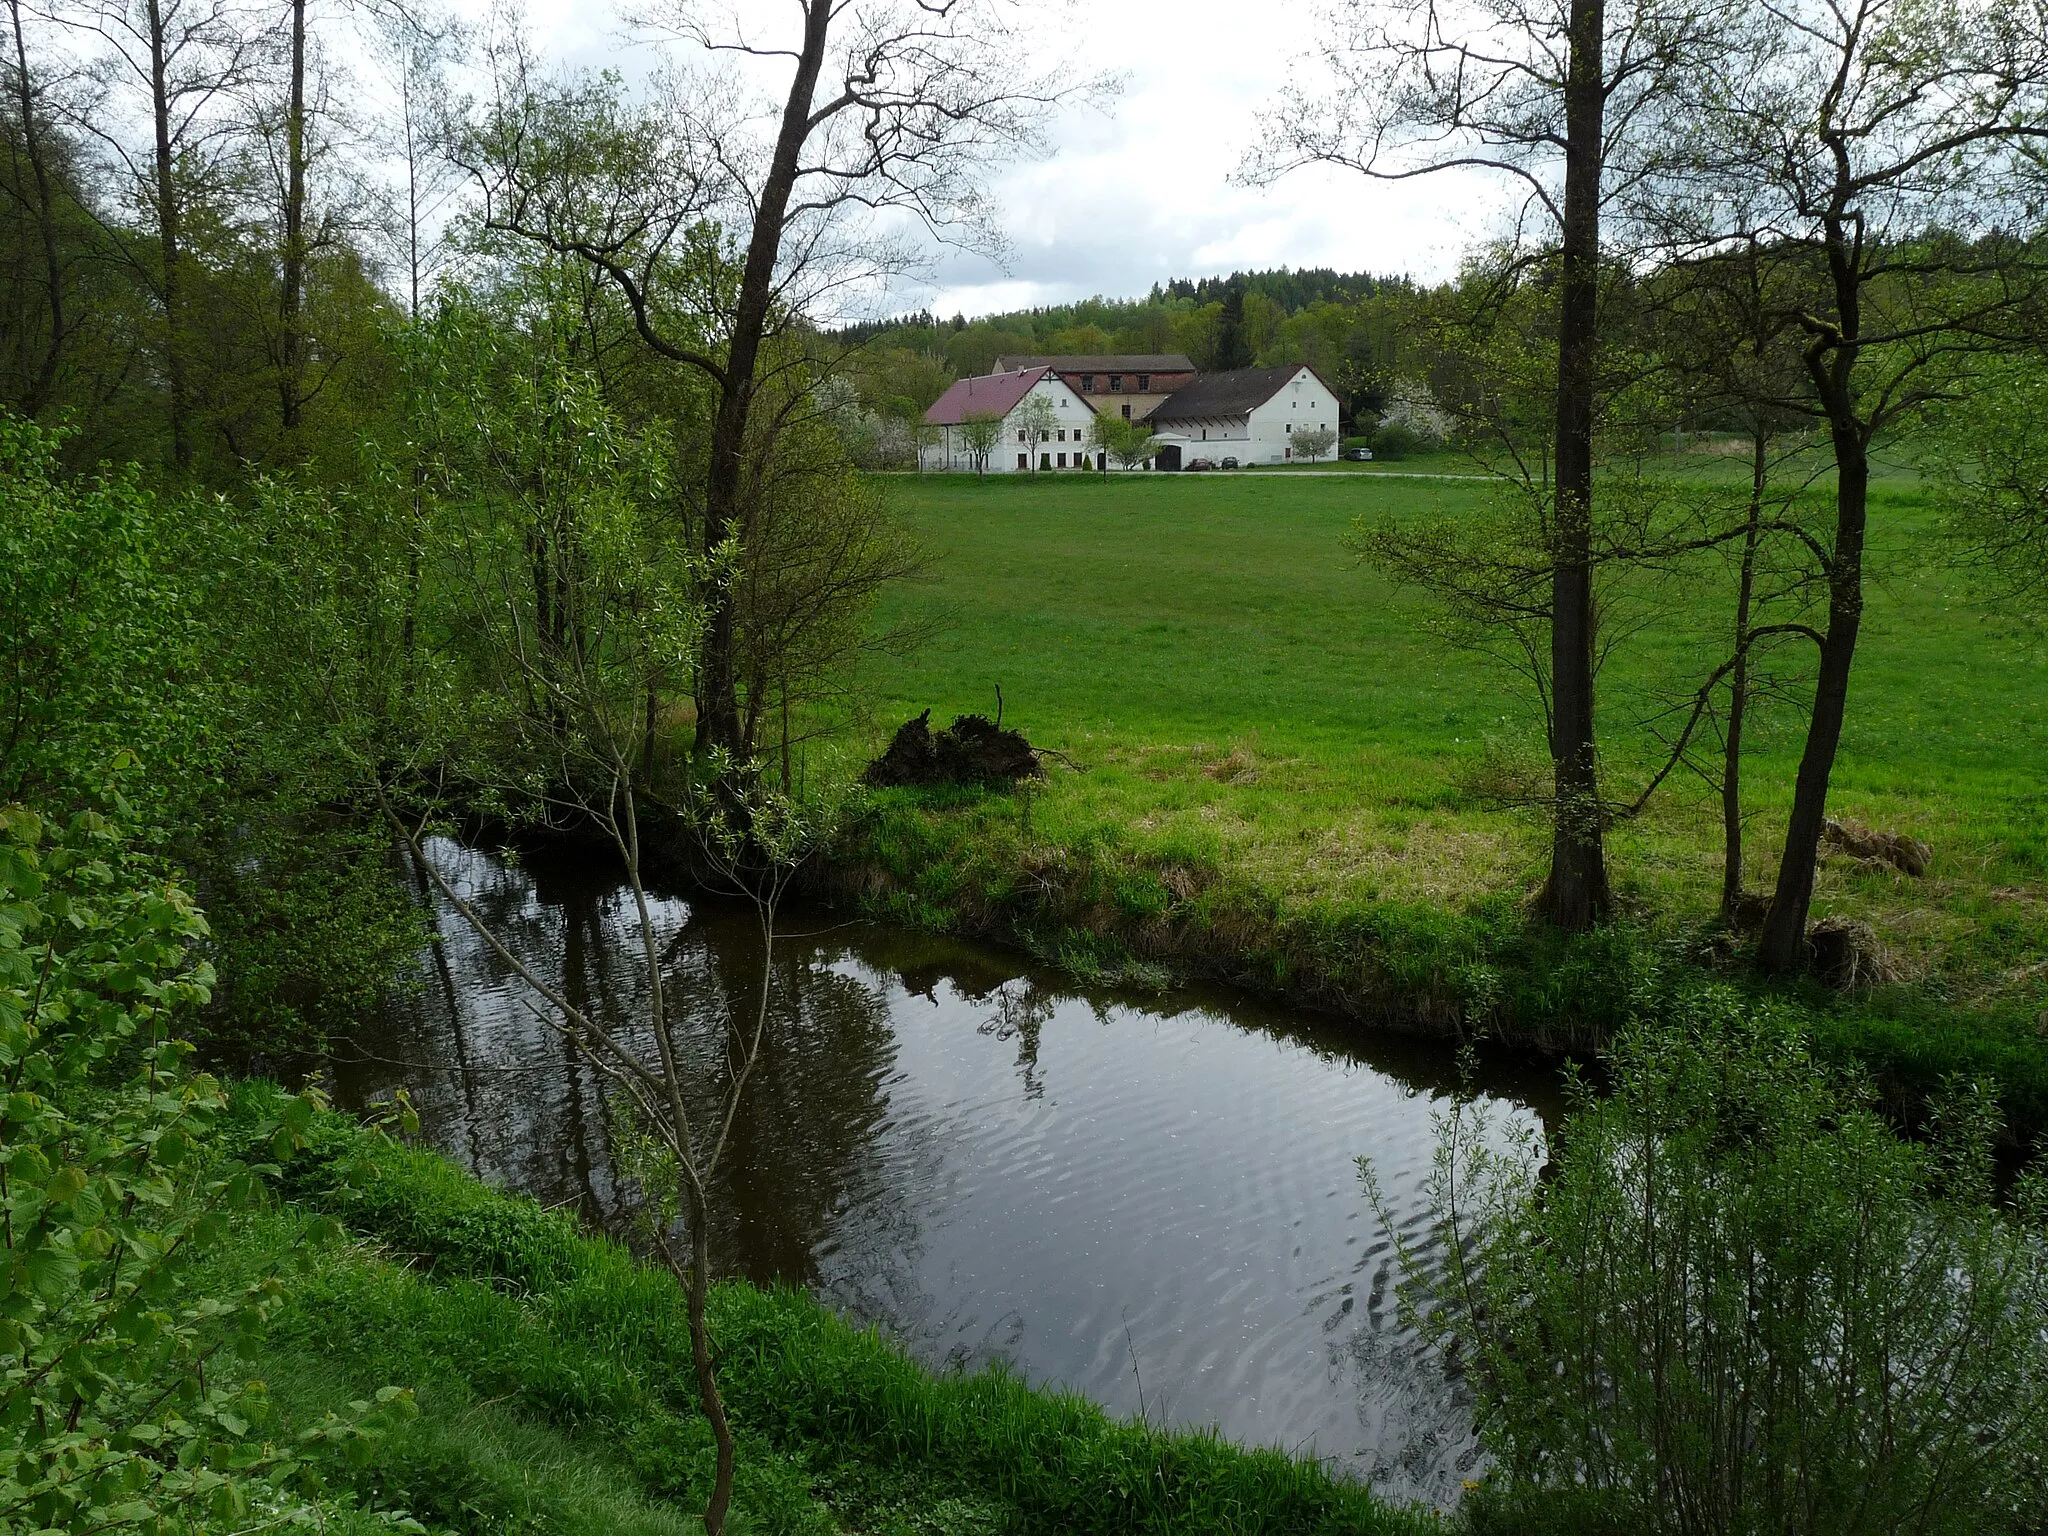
xmin=483 ymin=0 xmax=1506 ymax=317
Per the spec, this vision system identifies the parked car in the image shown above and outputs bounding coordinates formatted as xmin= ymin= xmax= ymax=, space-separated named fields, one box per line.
xmin=1219 ymin=456 xmax=1240 ymax=469
xmin=1186 ymin=457 xmax=1216 ymax=471
xmin=1343 ymin=447 xmax=1374 ymax=462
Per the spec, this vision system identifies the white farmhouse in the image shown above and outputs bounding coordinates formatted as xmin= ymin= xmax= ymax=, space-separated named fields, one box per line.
xmin=1148 ymin=365 xmax=1341 ymax=468
xmin=921 ymin=365 xmax=1104 ymax=474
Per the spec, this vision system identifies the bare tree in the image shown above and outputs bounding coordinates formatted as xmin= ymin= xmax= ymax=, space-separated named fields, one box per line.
xmin=0 ymin=0 xmax=92 ymax=415
xmin=453 ymin=0 xmax=1098 ymax=758
xmin=1644 ymin=230 xmax=1822 ymax=922
xmin=1249 ymin=0 xmax=1732 ymax=930
xmin=57 ymin=0 xmax=268 ymax=468
xmin=366 ymin=0 xmax=462 ymax=318
xmin=1653 ymin=0 xmax=2048 ymax=973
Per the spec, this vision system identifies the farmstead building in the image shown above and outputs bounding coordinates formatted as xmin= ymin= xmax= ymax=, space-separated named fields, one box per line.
xmin=920 ymin=365 xmax=1103 ymax=473
xmin=991 ymin=353 xmax=1197 ymax=426
xmin=920 ymin=358 xmax=1342 ymax=472
xmin=1148 ymin=366 xmax=1340 ymax=470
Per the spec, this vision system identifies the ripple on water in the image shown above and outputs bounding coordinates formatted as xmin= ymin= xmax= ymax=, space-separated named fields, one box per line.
xmin=335 ymin=839 xmax=1555 ymax=1510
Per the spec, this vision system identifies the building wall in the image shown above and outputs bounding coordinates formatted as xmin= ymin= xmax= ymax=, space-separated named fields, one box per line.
xmin=1153 ymin=368 xmax=1341 ymax=466
xmin=921 ymin=376 xmax=1105 ymax=473
xmin=1053 ymin=368 xmax=1193 ymax=426
xmin=1246 ymin=368 xmax=1340 ymax=462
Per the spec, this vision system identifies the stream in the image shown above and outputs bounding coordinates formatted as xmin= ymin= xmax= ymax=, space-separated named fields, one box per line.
xmin=332 ymin=839 xmax=1560 ymax=1509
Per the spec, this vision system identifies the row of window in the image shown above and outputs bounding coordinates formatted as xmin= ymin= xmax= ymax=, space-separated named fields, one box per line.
xmin=1015 ymin=427 xmax=1093 ymax=443
xmin=1019 ymin=452 xmax=1097 ymax=469
xmin=1076 ymin=374 xmax=1150 ymax=393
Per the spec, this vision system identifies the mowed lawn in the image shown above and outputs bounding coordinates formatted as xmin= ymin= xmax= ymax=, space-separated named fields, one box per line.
xmin=859 ymin=470 xmax=2048 ymax=1006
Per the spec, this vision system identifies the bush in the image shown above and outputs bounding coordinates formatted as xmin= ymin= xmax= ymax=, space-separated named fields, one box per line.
xmin=1369 ymin=421 xmax=1427 ymax=460
xmin=1396 ymin=992 xmax=2048 ymax=1535
xmin=0 ymin=803 xmax=409 ymax=1533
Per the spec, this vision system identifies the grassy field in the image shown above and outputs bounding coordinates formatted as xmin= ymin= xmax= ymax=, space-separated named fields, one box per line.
xmin=842 ymin=468 xmax=2047 ymax=1090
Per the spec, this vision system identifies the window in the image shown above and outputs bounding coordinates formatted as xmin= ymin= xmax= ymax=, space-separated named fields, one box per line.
xmin=1017 ymin=453 xmax=1028 ymax=469
xmin=1109 ymin=375 xmax=1123 ymax=391
xmin=1137 ymin=374 xmax=1149 ymax=390
xmin=1040 ymin=453 xmax=1051 ymax=470
xmin=1058 ymin=429 xmax=1067 ymax=442
xmin=1018 ymin=429 xmax=1027 ymax=443
xmin=1080 ymin=375 xmax=1095 ymax=391
xmin=1057 ymin=452 xmax=1067 ymax=468
xmin=1121 ymin=403 xmax=1131 ymax=420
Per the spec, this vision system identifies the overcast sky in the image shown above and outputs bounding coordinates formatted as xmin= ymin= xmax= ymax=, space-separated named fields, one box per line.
xmin=504 ymin=0 xmax=1494 ymax=318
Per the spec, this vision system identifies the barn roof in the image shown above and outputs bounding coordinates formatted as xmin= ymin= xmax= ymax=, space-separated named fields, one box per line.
xmin=1150 ymin=365 xmax=1332 ymax=423
xmin=924 ymin=367 xmax=1051 ymax=426
xmin=994 ymin=354 xmax=1195 ymax=375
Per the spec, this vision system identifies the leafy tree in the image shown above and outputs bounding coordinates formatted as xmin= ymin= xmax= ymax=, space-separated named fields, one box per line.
xmin=456 ymin=3 xmax=1091 ymax=761
xmin=1014 ymin=391 xmax=1057 ymax=471
xmin=1253 ymin=0 xmax=1737 ymax=930
xmin=1651 ymin=0 xmax=2048 ymax=973
xmin=1290 ymin=424 xmax=1335 ymax=462
xmin=1938 ymin=351 xmax=2048 ymax=623
xmin=956 ymin=410 xmax=1003 ymax=476
xmin=0 ymin=414 xmax=204 ymax=815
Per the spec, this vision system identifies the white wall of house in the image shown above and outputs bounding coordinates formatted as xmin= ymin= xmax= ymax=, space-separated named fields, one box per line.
xmin=1151 ymin=367 xmax=1341 ymax=466
xmin=1246 ymin=367 xmax=1340 ymax=462
xmin=921 ymin=375 xmax=1105 ymax=473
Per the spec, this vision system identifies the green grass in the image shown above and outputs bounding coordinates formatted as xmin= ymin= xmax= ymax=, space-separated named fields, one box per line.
xmin=215 ymin=1086 xmax=1440 ymax=1536
xmin=833 ymin=467 xmax=2048 ymax=1125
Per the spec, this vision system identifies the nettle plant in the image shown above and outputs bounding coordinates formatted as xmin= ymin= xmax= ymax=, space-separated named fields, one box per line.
xmin=0 ymin=801 xmax=412 ymax=1533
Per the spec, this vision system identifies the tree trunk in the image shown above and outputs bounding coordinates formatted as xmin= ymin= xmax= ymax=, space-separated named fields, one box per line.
xmin=1540 ymin=0 xmax=1611 ymax=931
xmin=1720 ymin=427 xmax=1765 ymax=922
xmin=1758 ymin=208 xmax=1868 ymax=976
xmin=146 ymin=0 xmax=190 ymax=470
xmin=278 ymin=0 xmax=307 ymax=433
xmin=696 ymin=0 xmax=831 ymax=758
xmin=684 ymin=1187 xmax=735 ymax=1536
xmin=1759 ymin=423 xmax=1865 ymax=972
xmin=7 ymin=0 xmax=64 ymax=416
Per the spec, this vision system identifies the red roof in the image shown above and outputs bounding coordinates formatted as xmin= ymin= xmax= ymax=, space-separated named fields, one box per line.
xmin=924 ymin=367 xmax=1050 ymax=426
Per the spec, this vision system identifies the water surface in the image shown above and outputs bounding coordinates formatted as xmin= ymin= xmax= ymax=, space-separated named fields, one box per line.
xmin=335 ymin=840 xmax=1556 ymax=1507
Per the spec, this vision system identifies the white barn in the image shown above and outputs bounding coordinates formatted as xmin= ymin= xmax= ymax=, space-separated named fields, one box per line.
xmin=1148 ymin=365 xmax=1341 ymax=469
xmin=920 ymin=366 xmax=1105 ymax=474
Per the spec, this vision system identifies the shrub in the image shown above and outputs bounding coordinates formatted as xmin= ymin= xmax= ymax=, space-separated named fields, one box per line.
xmin=1369 ymin=421 xmax=1426 ymax=460
xmin=0 ymin=803 xmax=409 ymax=1533
xmin=1392 ymin=993 xmax=2048 ymax=1535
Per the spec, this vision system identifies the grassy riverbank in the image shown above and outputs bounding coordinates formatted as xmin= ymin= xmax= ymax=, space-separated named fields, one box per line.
xmin=831 ymin=470 xmax=2048 ymax=1131
xmin=221 ymin=1086 xmax=1439 ymax=1535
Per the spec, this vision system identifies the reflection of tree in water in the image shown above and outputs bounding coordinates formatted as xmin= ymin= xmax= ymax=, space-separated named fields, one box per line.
xmin=579 ymin=906 xmax=905 ymax=1293
xmin=978 ymin=980 xmax=1056 ymax=1100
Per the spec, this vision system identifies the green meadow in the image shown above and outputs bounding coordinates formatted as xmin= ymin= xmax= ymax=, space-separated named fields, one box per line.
xmin=852 ymin=468 xmax=2047 ymax=1042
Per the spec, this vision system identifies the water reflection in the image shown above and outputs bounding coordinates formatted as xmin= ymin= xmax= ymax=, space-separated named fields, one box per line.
xmin=334 ymin=839 xmax=1556 ymax=1508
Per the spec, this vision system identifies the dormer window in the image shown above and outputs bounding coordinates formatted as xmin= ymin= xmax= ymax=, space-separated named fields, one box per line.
xmin=1080 ymin=374 xmax=1095 ymax=391
xmin=1109 ymin=375 xmax=1123 ymax=391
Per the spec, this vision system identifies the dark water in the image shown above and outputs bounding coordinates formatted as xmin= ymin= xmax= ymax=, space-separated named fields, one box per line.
xmin=334 ymin=840 xmax=1558 ymax=1508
